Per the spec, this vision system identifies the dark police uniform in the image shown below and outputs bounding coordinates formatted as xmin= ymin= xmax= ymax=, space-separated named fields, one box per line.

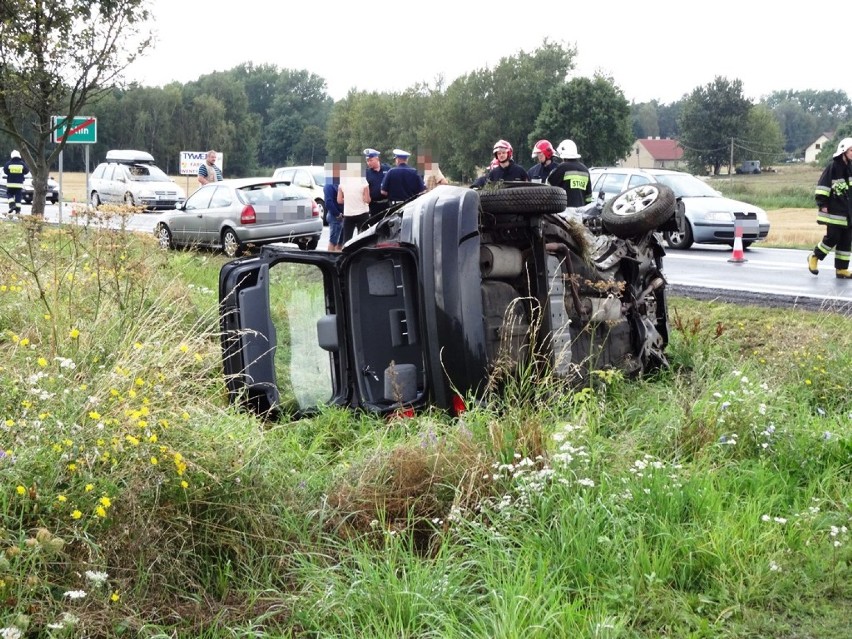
xmin=366 ymin=162 xmax=391 ymax=214
xmin=381 ymin=151 xmax=426 ymax=204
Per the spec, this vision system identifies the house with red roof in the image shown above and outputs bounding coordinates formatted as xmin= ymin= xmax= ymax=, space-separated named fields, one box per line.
xmin=621 ymin=138 xmax=685 ymax=169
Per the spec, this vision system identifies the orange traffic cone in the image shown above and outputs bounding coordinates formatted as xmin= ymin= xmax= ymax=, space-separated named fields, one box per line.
xmin=728 ymin=223 xmax=747 ymax=263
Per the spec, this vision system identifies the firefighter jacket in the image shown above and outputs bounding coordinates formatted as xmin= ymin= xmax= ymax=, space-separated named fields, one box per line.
xmin=3 ymin=157 xmax=29 ymax=188
xmin=814 ymin=156 xmax=851 ymax=227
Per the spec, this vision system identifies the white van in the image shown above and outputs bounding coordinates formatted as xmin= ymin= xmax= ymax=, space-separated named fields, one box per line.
xmin=90 ymin=150 xmax=186 ymax=210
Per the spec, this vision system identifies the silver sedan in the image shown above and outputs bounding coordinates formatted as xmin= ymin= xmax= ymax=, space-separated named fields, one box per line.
xmin=154 ymin=178 xmax=322 ymax=257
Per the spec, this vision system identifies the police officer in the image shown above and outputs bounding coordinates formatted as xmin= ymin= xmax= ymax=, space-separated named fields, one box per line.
xmin=3 ymin=150 xmax=30 ymax=217
xmin=547 ymin=139 xmax=592 ymax=208
xmin=527 ymin=139 xmax=559 ymax=183
xmin=380 ymin=149 xmax=426 ymax=205
xmin=363 ymin=148 xmax=390 ymax=215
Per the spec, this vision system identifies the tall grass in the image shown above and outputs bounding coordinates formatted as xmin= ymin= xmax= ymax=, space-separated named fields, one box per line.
xmin=0 ymin=217 xmax=849 ymax=637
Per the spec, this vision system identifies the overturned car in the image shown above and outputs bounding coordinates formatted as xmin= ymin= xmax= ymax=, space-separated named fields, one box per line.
xmin=218 ymin=182 xmax=676 ymax=418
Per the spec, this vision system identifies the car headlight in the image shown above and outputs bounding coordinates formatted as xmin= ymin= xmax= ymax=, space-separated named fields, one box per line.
xmin=755 ymin=209 xmax=769 ymax=223
xmin=705 ymin=211 xmax=735 ymax=222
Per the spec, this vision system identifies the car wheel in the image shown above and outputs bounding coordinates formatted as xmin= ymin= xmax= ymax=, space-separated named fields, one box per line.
xmin=315 ymin=199 xmax=328 ymax=226
xmin=221 ymin=228 xmax=242 ymax=258
xmin=602 ymin=184 xmax=675 ymax=238
xmin=663 ymin=218 xmax=695 ymax=250
xmin=23 ymin=194 xmax=33 ymax=205
xmin=90 ymin=192 xmax=101 ymax=208
xmin=479 ymin=183 xmax=567 ymax=214
xmin=50 ymin=196 xmax=58 ymax=205
xmin=124 ymin=192 xmax=135 ymax=207
xmin=156 ymin=224 xmax=173 ymax=250
xmin=297 ymin=236 xmax=319 ymax=251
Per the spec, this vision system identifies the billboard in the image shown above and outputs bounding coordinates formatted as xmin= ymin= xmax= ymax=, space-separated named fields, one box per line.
xmin=179 ymin=151 xmax=224 ymax=176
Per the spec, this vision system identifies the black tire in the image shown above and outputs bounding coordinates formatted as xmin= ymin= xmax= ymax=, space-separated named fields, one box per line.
xmin=663 ymin=220 xmax=695 ymax=250
xmin=90 ymin=192 xmax=101 ymax=208
xmin=742 ymin=241 xmax=752 ymax=250
xmin=221 ymin=228 xmax=242 ymax=258
xmin=23 ymin=193 xmax=33 ymax=205
xmin=298 ymin=236 xmax=319 ymax=251
xmin=124 ymin=192 xmax=135 ymax=207
xmin=50 ymin=196 xmax=58 ymax=205
xmin=156 ymin=224 xmax=173 ymax=250
xmin=602 ymin=184 xmax=675 ymax=238
xmin=479 ymin=183 xmax=567 ymax=215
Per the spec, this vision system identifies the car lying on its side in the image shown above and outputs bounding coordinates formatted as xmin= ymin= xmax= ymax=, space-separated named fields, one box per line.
xmin=154 ymin=177 xmax=322 ymax=258
xmin=218 ymin=181 xmax=674 ymax=419
xmin=589 ymin=167 xmax=770 ymax=250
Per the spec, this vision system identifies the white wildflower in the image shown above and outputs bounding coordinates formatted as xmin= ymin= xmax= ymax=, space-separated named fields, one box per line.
xmin=1 ymin=628 xmax=23 ymax=639
xmin=63 ymin=590 xmax=87 ymax=600
xmin=769 ymin=561 xmax=781 ymax=572
xmin=84 ymin=570 xmax=109 ymax=585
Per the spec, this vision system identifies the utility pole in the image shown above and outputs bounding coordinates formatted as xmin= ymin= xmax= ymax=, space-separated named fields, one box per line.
xmin=730 ymin=137 xmax=735 ymax=183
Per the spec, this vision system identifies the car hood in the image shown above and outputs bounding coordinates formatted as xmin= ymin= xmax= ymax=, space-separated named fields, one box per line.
xmin=682 ymin=195 xmax=768 ymax=220
xmin=129 ymin=180 xmax=186 ymax=196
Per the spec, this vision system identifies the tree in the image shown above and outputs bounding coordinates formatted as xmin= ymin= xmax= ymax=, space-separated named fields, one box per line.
xmin=530 ymin=75 xmax=632 ymax=166
xmin=738 ymin=105 xmax=785 ymax=167
xmin=678 ymin=77 xmax=752 ymax=175
xmin=0 ymin=0 xmax=152 ymax=215
xmin=816 ymin=122 xmax=852 ymax=165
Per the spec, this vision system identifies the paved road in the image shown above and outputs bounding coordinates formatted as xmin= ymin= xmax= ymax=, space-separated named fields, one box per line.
xmin=14 ymin=203 xmax=851 ymax=310
xmin=664 ymin=243 xmax=851 ymax=310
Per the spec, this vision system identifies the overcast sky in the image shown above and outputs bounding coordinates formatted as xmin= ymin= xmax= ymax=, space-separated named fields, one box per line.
xmin=125 ymin=1 xmax=838 ymax=105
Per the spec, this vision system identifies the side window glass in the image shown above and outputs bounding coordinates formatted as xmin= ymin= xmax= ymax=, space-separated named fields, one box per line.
xmin=209 ymin=186 xmax=232 ymax=208
xmin=599 ymin=173 xmax=626 ymax=195
xmin=92 ymin=164 xmax=105 ymax=179
xmin=628 ymin=175 xmax=651 ymax=189
xmin=185 ymin=186 xmax=214 ymax=210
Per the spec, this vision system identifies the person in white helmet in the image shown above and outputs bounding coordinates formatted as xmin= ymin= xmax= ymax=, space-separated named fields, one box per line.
xmin=547 ymin=139 xmax=592 ymax=207
xmin=808 ymin=137 xmax=852 ymax=279
xmin=3 ymin=149 xmax=30 ymax=217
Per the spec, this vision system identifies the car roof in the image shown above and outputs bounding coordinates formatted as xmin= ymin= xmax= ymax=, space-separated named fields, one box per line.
xmin=205 ymin=177 xmax=308 ymax=191
xmin=590 ymin=166 xmax=683 ymax=176
xmin=105 ymin=149 xmax=155 ymax=164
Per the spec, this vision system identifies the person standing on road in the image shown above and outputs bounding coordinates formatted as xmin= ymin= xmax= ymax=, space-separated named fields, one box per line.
xmin=3 ymin=150 xmax=29 ymax=217
xmin=324 ymin=162 xmax=344 ymax=252
xmin=527 ymin=139 xmax=559 ymax=184
xmin=197 ymin=150 xmax=222 ymax=185
xmin=338 ymin=159 xmax=370 ymax=243
xmin=547 ymin=139 xmax=592 ymax=208
xmin=471 ymin=140 xmax=529 ymax=188
xmin=808 ymin=137 xmax=852 ymax=279
xmin=363 ymin=148 xmax=390 ymax=215
xmin=381 ymin=149 xmax=426 ymax=205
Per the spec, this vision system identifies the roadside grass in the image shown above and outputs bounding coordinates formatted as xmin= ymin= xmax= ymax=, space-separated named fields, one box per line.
xmin=0 ymin=217 xmax=849 ymax=638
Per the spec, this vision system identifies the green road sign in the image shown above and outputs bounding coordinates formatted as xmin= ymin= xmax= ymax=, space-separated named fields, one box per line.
xmin=52 ymin=115 xmax=97 ymax=144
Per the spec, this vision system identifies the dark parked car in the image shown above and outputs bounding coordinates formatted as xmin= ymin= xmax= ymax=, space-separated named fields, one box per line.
xmin=0 ymin=175 xmax=59 ymax=204
xmin=154 ymin=178 xmax=322 ymax=258
xmin=218 ymin=182 xmax=673 ymax=418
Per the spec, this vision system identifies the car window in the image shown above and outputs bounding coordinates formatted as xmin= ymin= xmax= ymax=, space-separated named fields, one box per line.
xmin=111 ymin=165 xmax=128 ymax=181
xmin=209 ymin=186 xmax=233 ymax=208
xmin=293 ymin=170 xmax=312 ymax=188
xmin=276 ymin=169 xmax=295 ymax=184
xmin=92 ymin=164 xmax=106 ymax=179
xmin=628 ymin=174 xmax=652 ymax=189
xmin=184 ymin=185 xmax=215 ymax=210
xmin=597 ymin=173 xmax=628 ymax=195
xmin=653 ymin=173 xmax=719 ymax=198
xmin=309 ymin=167 xmax=324 ymax=186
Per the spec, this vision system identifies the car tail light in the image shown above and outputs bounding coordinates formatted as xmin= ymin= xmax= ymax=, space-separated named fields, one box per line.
xmin=311 ymin=200 xmax=319 ymax=218
xmin=451 ymin=394 xmax=467 ymax=416
xmin=240 ymin=205 xmax=256 ymax=224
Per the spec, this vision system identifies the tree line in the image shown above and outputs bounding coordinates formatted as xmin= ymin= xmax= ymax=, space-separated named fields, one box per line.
xmin=4 ymin=35 xmax=851 ymax=184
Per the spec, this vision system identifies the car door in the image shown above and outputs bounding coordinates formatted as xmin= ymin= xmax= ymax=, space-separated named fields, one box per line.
xmin=201 ymin=185 xmax=235 ymax=244
xmin=219 ymin=242 xmax=428 ymax=419
xmin=170 ymin=185 xmax=215 ymax=244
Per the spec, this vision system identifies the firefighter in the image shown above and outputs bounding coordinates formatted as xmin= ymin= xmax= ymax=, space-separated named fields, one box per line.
xmin=809 ymin=137 xmax=852 ymax=279
xmin=3 ymin=150 xmax=29 ymax=217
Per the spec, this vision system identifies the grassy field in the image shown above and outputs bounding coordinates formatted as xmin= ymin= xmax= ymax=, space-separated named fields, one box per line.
xmin=52 ymin=166 xmax=826 ymax=248
xmin=0 ymin=210 xmax=849 ymax=637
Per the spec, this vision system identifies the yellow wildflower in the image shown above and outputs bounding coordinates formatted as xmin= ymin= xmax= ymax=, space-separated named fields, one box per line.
xmin=85 ymin=484 xmax=94 ymax=492
xmin=99 ymin=496 xmax=111 ymax=508
xmin=180 ymin=344 xmax=189 ymax=353
xmin=19 ymin=338 xmax=30 ymax=347
xmin=95 ymin=506 xmax=107 ymax=518
xmin=16 ymin=485 xmax=26 ymax=495
xmin=57 ymin=495 xmax=67 ymax=502
xmin=125 ymin=435 xmax=139 ymax=446
xmin=71 ymin=510 xmax=82 ymax=520
xmin=37 ymin=357 xmax=48 ymax=367
xmin=89 ymin=411 xmax=101 ymax=420
xmin=133 ymin=342 xmax=142 ymax=350
xmin=68 ymin=463 xmax=77 ymax=472
xmin=180 ymin=480 xmax=189 ymax=489
xmin=110 ymin=591 xmax=120 ymax=602
xmin=150 ymin=456 xmax=158 ymax=465
xmin=69 ymin=328 xmax=80 ymax=339
xmin=135 ymin=377 xmax=144 ymax=387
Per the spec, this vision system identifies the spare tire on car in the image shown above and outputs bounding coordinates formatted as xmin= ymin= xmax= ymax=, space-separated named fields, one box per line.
xmin=602 ymin=184 xmax=675 ymax=238
xmin=479 ymin=182 xmax=567 ymax=215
